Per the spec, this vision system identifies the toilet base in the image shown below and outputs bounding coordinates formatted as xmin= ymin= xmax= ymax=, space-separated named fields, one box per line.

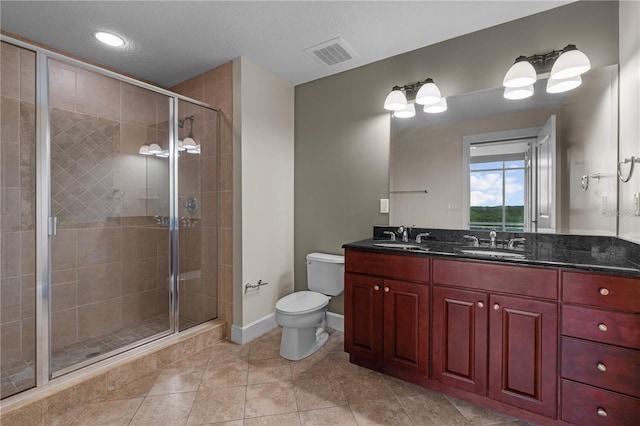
xmin=279 ymin=326 xmax=329 ymax=361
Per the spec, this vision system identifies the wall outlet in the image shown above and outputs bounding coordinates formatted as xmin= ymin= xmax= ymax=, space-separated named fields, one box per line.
xmin=634 ymin=193 xmax=640 ymax=216
xmin=601 ymin=195 xmax=607 ymax=214
xmin=380 ymin=198 xmax=389 ymax=214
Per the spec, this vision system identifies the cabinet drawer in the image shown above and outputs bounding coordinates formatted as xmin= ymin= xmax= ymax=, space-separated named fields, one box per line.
xmin=345 ymin=250 xmax=430 ymax=283
xmin=432 ymin=259 xmax=558 ymax=299
xmin=562 ymin=380 xmax=640 ymax=426
xmin=562 ymin=305 xmax=640 ymax=350
xmin=562 ymin=337 xmax=640 ymax=397
xmin=563 ymin=271 xmax=640 ymax=312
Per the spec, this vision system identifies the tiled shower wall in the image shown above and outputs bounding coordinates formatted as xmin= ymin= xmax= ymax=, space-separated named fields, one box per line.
xmin=0 ymin=42 xmax=37 ymax=371
xmin=47 ymin=58 xmax=172 ymax=351
xmin=172 ymin=62 xmax=232 ymax=336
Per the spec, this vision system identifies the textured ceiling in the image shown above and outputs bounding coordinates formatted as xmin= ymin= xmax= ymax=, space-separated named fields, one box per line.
xmin=1 ymin=1 xmax=571 ymax=87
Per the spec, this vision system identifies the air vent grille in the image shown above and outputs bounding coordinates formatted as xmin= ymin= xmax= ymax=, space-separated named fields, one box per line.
xmin=305 ymin=37 xmax=358 ymax=67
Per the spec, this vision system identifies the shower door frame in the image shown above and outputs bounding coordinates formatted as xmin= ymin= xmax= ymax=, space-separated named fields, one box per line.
xmin=0 ymin=34 xmax=220 ymax=388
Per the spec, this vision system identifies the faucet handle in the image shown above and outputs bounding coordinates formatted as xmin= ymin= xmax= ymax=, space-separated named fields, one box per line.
xmin=415 ymin=232 xmax=430 ymax=244
xmin=508 ymin=237 xmax=526 ymax=249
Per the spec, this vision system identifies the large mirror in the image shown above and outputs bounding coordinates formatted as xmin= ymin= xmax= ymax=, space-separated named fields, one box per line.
xmin=390 ymin=65 xmax=619 ymax=235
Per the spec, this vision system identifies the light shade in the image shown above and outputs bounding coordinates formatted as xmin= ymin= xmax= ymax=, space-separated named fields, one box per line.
xmin=504 ymin=85 xmax=534 ymax=100
xmin=550 ymin=47 xmax=590 ymax=79
xmin=424 ymin=97 xmax=447 ymax=113
xmin=177 ymin=140 xmax=186 ymax=151
xmin=147 ymin=143 xmax=162 ymax=154
xmin=182 ymin=137 xmax=197 ymax=149
xmin=384 ymin=88 xmax=407 ymax=111
xmin=95 ymin=32 xmax=125 ymax=47
xmin=546 ymin=75 xmax=582 ymax=93
xmin=503 ymin=58 xmax=537 ymax=88
xmin=415 ymin=79 xmax=441 ymax=105
xmin=394 ymin=103 xmax=416 ymax=118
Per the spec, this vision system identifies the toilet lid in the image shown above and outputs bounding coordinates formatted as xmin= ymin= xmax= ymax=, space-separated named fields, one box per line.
xmin=276 ymin=291 xmax=330 ymax=315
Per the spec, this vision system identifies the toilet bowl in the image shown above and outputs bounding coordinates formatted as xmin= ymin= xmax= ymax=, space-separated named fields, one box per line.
xmin=275 ymin=253 xmax=344 ymax=361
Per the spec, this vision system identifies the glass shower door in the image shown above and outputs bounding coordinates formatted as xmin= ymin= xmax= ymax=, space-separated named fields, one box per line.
xmin=48 ymin=59 xmax=172 ymax=374
xmin=177 ymin=100 xmax=219 ymax=331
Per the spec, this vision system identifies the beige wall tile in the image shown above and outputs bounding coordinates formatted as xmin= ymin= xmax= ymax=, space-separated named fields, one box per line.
xmin=76 ymin=68 xmax=120 ymax=121
xmin=20 ymin=49 xmax=36 ymax=102
xmin=2 ymin=141 xmax=20 ymax=188
xmin=1 ymin=42 xmax=20 ymax=98
xmin=1 ymin=187 xmax=21 ymax=231
xmin=77 ymin=262 xmax=123 ymax=305
xmin=122 ymin=290 xmax=160 ymax=327
xmin=77 ymin=297 xmax=123 ymax=341
xmin=1 ymin=321 xmax=22 ymax=364
xmin=1 ymin=96 xmax=20 ymax=142
xmin=121 ymin=122 xmax=152 ymax=155
xmin=49 ymin=59 xmax=77 ymax=111
xmin=201 ymin=156 xmax=217 ymax=191
xmin=122 ymin=258 xmax=157 ymax=295
xmin=1 ymin=276 xmax=21 ymax=323
xmin=51 ymin=307 xmax=77 ymax=349
xmin=51 ymin=229 xmax=77 ymax=270
xmin=121 ymin=84 xmax=157 ymax=127
xmin=51 ymin=281 xmax=77 ymax=313
xmin=21 ymin=274 xmax=35 ymax=320
xmin=219 ymin=153 xmax=232 ymax=191
xmin=21 ymin=316 xmax=36 ymax=363
xmin=20 ymin=230 xmax=35 ymax=275
xmin=76 ymin=227 xmax=121 ymax=266
xmin=121 ymin=226 xmax=156 ymax=260
xmin=181 ymin=74 xmax=205 ymax=100
xmin=1 ymin=231 xmax=21 ymax=278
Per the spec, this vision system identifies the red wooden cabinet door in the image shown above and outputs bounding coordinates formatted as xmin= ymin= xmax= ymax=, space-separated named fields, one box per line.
xmin=344 ymin=272 xmax=384 ymax=367
xmin=382 ymin=279 xmax=429 ymax=377
xmin=432 ymin=286 xmax=488 ymax=395
xmin=489 ymin=294 xmax=558 ymax=418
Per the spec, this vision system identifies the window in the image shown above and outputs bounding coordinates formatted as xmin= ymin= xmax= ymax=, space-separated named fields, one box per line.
xmin=469 ymin=158 xmax=525 ymax=231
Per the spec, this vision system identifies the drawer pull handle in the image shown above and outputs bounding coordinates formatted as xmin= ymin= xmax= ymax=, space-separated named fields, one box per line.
xmin=599 ymin=288 xmax=610 ymax=296
xmin=598 ymin=323 xmax=608 ymax=332
xmin=374 ymin=285 xmax=380 ymax=291
xmin=597 ymin=362 xmax=607 ymax=372
xmin=597 ymin=408 xmax=607 ymax=418
xmin=493 ymin=303 xmax=500 ymax=311
xmin=477 ymin=302 xmax=484 ymax=308
xmin=384 ymin=287 xmax=390 ymax=293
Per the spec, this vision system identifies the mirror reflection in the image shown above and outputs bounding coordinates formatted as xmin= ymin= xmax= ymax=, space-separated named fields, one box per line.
xmin=390 ymin=65 xmax=618 ymax=235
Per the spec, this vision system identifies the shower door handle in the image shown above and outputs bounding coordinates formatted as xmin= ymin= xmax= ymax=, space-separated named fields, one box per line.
xmin=48 ymin=216 xmax=57 ymax=236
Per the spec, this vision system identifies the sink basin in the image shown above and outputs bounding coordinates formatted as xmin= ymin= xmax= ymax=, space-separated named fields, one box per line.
xmin=373 ymin=242 xmax=430 ymax=252
xmin=457 ymin=248 xmax=526 ymax=259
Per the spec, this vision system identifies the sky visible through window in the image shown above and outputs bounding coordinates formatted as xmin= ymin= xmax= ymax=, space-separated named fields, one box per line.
xmin=470 ymin=161 xmax=524 ymax=207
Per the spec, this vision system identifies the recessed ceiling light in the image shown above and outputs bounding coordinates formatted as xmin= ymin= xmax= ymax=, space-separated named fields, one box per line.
xmin=95 ymin=32 xmax=125 ymax=47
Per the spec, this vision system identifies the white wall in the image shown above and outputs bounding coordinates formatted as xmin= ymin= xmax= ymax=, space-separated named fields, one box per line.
xmin=618 ymin=0 xmax=640 ymax=243
xmin=232 ymin=57 xmax=295 ymax=334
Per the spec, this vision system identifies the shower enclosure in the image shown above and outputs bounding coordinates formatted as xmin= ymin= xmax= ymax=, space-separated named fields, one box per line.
xmin=0 ymin=38 xmax=220 ymax=399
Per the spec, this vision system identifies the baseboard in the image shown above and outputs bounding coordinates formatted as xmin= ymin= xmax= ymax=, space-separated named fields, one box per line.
xmin=326 ymin=312 xmax=344 ymax=332
xmin=231 ymin=313 xmax=278 ymax=344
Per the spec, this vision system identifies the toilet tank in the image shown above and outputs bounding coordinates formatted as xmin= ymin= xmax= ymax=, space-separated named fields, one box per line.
xmin=306 ymin=252 xmax=345 ymax=296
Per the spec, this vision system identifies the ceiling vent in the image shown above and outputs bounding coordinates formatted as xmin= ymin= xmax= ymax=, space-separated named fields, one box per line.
xmin=304 ymin=37 xmax=358 ymax=67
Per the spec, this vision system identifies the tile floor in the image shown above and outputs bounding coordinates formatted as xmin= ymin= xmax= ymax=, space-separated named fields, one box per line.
xmin=37 ymin=328 xmax=532 ymax=425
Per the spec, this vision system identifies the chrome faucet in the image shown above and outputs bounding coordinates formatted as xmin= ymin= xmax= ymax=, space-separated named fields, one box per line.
xmin=397 ymin=226 xmax=409 ymax=242
xmin=489 ymin=229 xmax=498 ymax=248
xmin=382 ymin=230 xmax=396 ymax=241
xmin=415 ymin=232 xmax=430 ymax=244
xmin=463 ymin=235 xmax=479 ymax=247
xmin=508 ymin=237 xmax=526 ymax=249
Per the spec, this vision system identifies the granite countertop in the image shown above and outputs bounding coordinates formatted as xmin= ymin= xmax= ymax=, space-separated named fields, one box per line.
xmin=343 ymin=227 xmax=640 ymax=278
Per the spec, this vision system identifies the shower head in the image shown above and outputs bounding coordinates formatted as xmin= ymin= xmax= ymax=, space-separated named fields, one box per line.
xmin=178 ymin=115 xmax=195 ymax=128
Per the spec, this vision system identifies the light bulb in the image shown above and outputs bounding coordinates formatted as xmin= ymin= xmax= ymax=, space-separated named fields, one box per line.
xmin=503 ymin=58 xmax=537 ymax=88
xmin=147 ymin=143 xmax=162 ymax=154
xmin=550 ymin=47 xmax=591 ymax=79
xmin=415 ymin=79 xmax=442 ymax=105
xmin=424 ymin=97 xmax=447 ymax=113
xmin=546 ymin=75 xmax=582 ymax=93
xmin=182 ymin=137 xmax=197 ymax=149
xmin=138 ymin=145 xmax=152 ymax=155
xmin=384 ymin=89 xmax=407 ymax=111
xmin=394 ymin=103 xmax=416 ymax=118
xmin=504 ymin=85 xmax=534 ymax=100
xmin=95 ymin=32 xmax=125 ymax=47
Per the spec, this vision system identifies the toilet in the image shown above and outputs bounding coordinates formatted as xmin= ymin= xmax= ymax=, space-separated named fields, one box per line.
xmin=275 ymin=252 xmax=344 ymax=361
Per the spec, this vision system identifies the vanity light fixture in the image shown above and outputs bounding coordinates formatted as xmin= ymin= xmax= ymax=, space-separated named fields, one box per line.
xmin=394 ymin=103 xmax=416 ymax=118
xmin=138 ymin=145 xmax=152 ymax=155
xmin=423 ymin=97 xmax=448 ymax=113
xmin=147 ymin=143 xmax=162 ymax=155
xmin=384 ymin=78 xmax=446 ymax=117
xmin=502 ymin=44 xmax=590 ymax=99
xmin=95 ymin=31 xmax=125 ymax=47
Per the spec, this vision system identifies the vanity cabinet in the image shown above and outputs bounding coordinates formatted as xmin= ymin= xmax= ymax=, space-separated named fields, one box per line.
xmin=432 ymin=259 xmax=558 ymax=419
xmin=344 ymin=251 xmax=429 ymax=378
xmin=560 ymin=271 xmax=640 ymax=426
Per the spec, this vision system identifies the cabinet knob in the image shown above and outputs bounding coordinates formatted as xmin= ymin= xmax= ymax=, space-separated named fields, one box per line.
xmin=384 ymin=287 xmax=390 ymax=293
xmin=597 ymin=408 xmax=607 ymax=418
xmin=374 ymin=285 xmax=380 ymax=291
xmin=477 ymin=302 xmax=484 ymax=308
xmin=598 ymin=323 xmax=608 ymax=332
xmin=493 ymin=303 xmax=500 ymax=311
xmin=597 ymin=362 xmax=607 ymax=372
xmin=599 ymin=288 xmax=610 ymax=296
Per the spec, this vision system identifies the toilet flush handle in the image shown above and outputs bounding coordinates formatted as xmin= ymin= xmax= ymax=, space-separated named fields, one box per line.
xmin=245 ymin=280 xmax=269 ymax=294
